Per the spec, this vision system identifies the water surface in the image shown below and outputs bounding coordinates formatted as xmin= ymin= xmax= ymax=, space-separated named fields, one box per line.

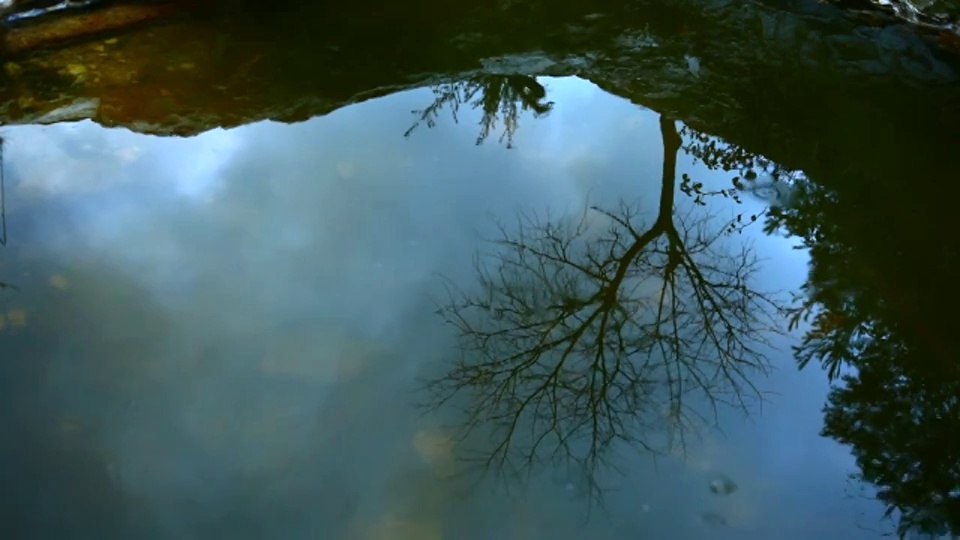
xmin=0 ymin=75 xmax=950 ymax=539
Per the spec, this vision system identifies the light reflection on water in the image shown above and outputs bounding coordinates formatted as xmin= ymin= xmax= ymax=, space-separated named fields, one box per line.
xmin=0 ymin=77 xmax=882 ymax=539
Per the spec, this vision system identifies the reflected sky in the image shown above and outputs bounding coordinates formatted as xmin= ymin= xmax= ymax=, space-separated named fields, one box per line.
xmin=0 ymin=77 xmax=887 ymax=539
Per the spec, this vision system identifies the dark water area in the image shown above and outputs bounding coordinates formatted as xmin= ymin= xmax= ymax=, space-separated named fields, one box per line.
xmin=0 ymin=1 xmax=958 ymax=539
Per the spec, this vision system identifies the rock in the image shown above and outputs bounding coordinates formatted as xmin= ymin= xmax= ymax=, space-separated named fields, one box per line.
xmin=708 ymin=476 xmax=739 ymax=495
xmin=698 ymin=511 xmax=729 ymax=528
xmin=0 ymin=0 xmax=953 ymax=204
xmin=363 ymin=514 xmax=443 ymax=540
xmin=2 ymin=2 xmax=187 ymax=55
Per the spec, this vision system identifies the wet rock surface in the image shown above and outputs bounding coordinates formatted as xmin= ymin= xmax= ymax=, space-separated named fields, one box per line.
xmin=0 ymin=0 xmax=955 ymax=196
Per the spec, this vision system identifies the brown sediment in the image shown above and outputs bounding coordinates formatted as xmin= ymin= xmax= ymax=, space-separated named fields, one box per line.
xmin=2 ymin=2 xmax=191 ymax=56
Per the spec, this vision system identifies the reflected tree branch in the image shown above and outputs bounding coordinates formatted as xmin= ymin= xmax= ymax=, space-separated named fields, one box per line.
xmin=422 ymin=116 xmax=784 ymax=509
xmin=404 ymin=74 xmax=554 ymax=148
xmin=679 ymin=125 xmax=805 ymax=225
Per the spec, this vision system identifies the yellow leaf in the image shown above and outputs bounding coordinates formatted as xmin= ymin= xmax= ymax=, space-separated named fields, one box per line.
xmin=411 ymin=429 xmax=456 ymax=477
xmin=6 ymin=309 xmax=26 ymax=328
xmin=49 ymin=274 xmax=69 ymax=290
xmin=61 ymin=418 xmax=83 ymax=434
xmin=367 ymin=514 xmax=442 ymax=540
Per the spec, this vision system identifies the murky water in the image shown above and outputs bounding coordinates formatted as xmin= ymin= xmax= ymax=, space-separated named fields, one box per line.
xmin=0 ymin=51 xmax=956 ymax=540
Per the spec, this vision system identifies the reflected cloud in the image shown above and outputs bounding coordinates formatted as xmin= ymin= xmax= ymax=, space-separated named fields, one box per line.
xmin=5 ymin=120 xmax=240 ymax=199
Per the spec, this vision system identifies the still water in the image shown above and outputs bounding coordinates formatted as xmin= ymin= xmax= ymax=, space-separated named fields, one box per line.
xmin=0 ymin=76 xmax=944 ymax=539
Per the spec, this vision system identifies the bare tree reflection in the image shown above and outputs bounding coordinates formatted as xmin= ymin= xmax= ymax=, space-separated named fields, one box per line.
xmin=423 ymin=116 xmax=783 ymax=507
xmin=404 ymin=75 xmax=553 ymax=148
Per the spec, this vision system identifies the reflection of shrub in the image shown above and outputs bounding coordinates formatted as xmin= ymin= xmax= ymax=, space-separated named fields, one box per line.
xmin=0 ymin=307 xmax=28 ymax=333
xmin=761 ymin=124 xmax=960 ymax=538
xmin=405 ymin=75 xmax=554 ymax=148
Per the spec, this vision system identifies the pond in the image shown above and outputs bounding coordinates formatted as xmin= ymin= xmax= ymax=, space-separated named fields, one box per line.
xmin=0 ymin=3 xmax=958 ymax=539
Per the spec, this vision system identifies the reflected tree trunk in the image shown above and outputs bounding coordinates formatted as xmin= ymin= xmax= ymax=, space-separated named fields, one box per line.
xmin=404 ymin=75 xmax=553 ymax=148
xmin=423 ymin=114 xmax=784 ymax=507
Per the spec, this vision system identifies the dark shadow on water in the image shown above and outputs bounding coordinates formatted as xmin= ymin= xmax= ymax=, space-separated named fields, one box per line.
xmin=0 ymin=266 xmax=162 ymax=539
xmin=0 ymin=259 xmax=363 ymax=538
xmin=649 ymin=113 xmax=960 ymax=538
xmin=765 ymin=161 xmax=960 ymax=539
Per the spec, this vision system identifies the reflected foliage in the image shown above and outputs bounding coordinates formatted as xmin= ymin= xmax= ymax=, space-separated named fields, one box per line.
xmin=670 ymin=123 xmax=960 ymax=537
xmin=405 ymin=75 xmax=553 ymax=148
xmin=764 ymin=149 xmax=960 ymax=537
xmin=680 ymin=125 xmax=803 ymax=210
xmin=424 ymin=116 xmax=782 ymax=507
xmin=825 ymin=351 xmax=960 ymax=538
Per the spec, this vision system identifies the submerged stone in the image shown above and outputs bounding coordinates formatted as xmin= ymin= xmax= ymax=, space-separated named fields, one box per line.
xmin=708 ymin=476 xmax=738 ymax=495
xmin=699 ymin=511 xmax=729 ymax=528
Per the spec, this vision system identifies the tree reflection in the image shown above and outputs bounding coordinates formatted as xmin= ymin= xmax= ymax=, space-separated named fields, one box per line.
xmin=679 ymin=125 xmax=803 ymax=210
xmin=423 ymin=116 xmax=782 ymax=506
xmin=824 ymin=351 xmax=960 ymax=538
xmin=404 ymin=75 xmax=553 ymax=148
xmin=764 ymin=153 xmax=960 ymax=537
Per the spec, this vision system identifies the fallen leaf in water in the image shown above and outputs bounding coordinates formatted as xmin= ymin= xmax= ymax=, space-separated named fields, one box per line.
xmin=60 ymin=418 xmax=84 ymax=434
xmin=49 ymin=274 xmax=68 ymax=290
xmin=412 ymin=430 xmax=454 ymax=462
xmin=366 ymin=513 xmax=442 ymax=540
xmin=699 ymin=511 xmax=728 ymax=528
xmin=411 ymin=429 xmax=456 ymax=477
xmin=6 ymin=308 xmax=27 ymax=328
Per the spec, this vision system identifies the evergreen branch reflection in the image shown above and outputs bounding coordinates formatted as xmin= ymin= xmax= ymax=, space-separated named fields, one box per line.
xmin=424 ymin=116 xmax=783 ymax=508
xmin=760 ymin=144 xmax=960 ymax=537
xmin=404 ymin=75 xmax=553 ymax=148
